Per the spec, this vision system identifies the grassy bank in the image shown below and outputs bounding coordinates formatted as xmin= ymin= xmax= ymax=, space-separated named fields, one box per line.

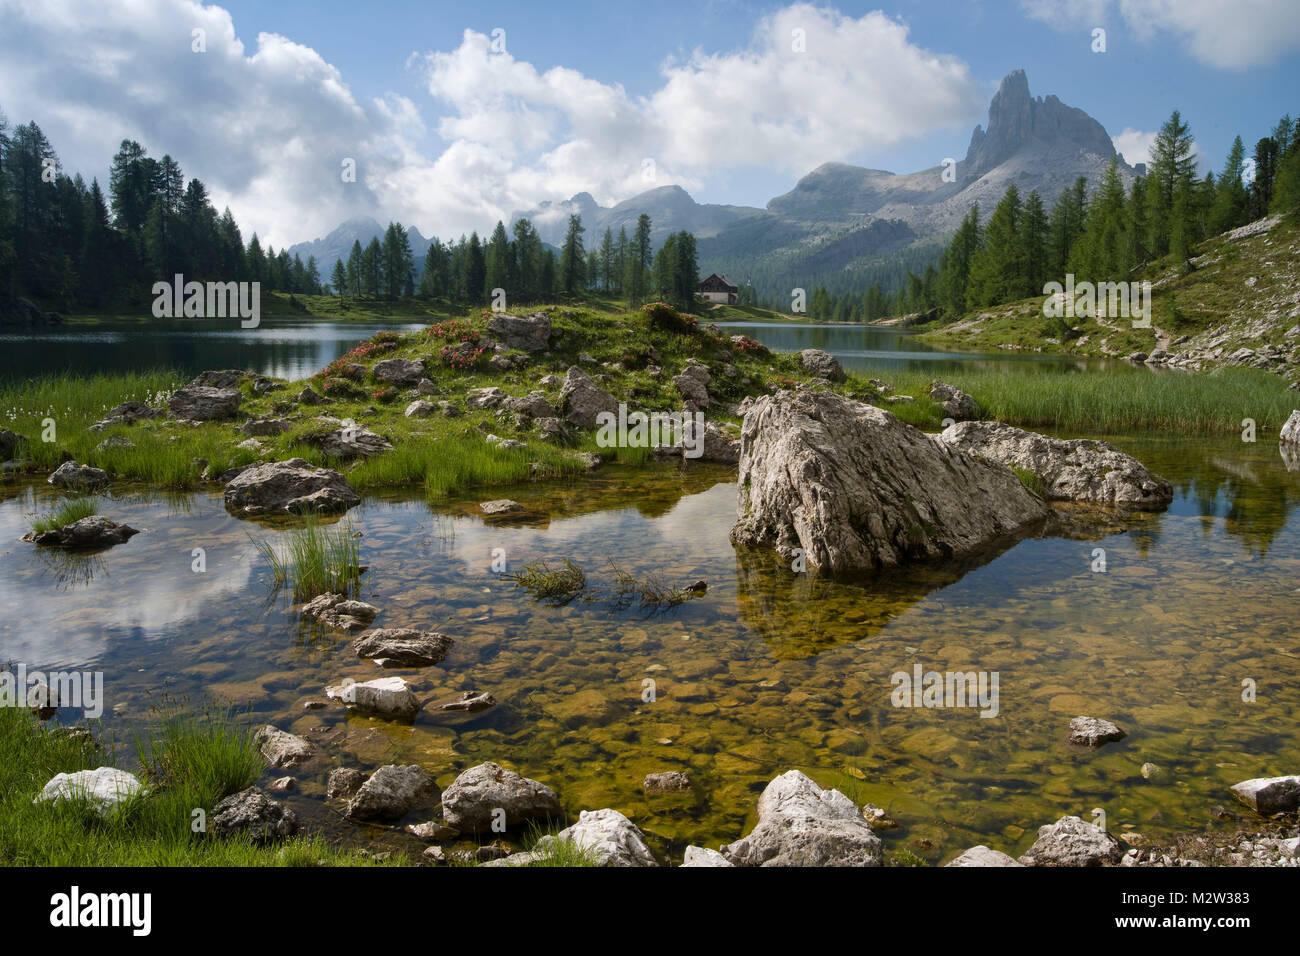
xmin=0 ymin=701 xmax=396 ymax=866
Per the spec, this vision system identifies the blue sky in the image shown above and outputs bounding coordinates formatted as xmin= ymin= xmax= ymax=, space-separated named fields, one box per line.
xmin=2 ymin=0 xmax=1296 ymax=245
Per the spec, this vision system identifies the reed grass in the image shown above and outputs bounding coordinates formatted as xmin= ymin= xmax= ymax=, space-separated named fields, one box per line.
xmin=31 ymin=497 xmax=98 ymax=533
xmin=253 ymin=516 xmax=362 ymax=601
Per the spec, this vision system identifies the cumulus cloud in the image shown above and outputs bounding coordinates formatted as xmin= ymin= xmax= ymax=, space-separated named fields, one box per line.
xmin=1021 ymin=0 xmax=1300 ymax=69
xmin=0 ymin=0 xmax=981 ymax=246
xmin=1111 ymin=127 xmax=1158 ymax=165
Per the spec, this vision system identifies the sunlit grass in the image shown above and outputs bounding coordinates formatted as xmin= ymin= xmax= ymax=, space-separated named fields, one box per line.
xmin=253 ymin=516 xmax=362 ymax=601
xmin=30 ymin=497 xmax=98 ymax=533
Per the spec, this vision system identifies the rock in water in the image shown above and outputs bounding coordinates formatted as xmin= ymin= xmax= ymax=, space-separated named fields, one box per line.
xmin=23 ymin=516 xmax=139 ymax=550
xmin=168 ymin=385 xmax=241 ymax=421
xmin=352 ymin=628 xmax=454 ymax=668
xmin=1018 ymin=815 xmax=1125 ymax=866
xmin=223 ymin=458 xmax=360 ymax=515
xmin=326 ymin=676 xmax=422 ymax=719
xmin=720 ymin=769 xmax=883 ymax=866
xmin=1281 ymin=410 xmax=1300 ymax=443
xmin=47 ymin=460 xmax=109 ymax=490
xmin=254 ymin=725 xmax=315 ymax=768
xmin=1068 ymin=716 xmax=1126 ymax=747
xmin=345 ymin=764 xmax=440 ymax=821
xmin=731 ymin=390 xmax=1050 ymax=574
xmin=937 ymin=421 xmax=1173 ymax=508
xmin=440 ymin=761 xmax=563 ymax=833
xmin=1230 ymin=775 xmax=1300 ymax=814
xmin=682 ymin=846 xmax=733 ymax=867
xmin=35 ymin=767 xmax=143 ymax=816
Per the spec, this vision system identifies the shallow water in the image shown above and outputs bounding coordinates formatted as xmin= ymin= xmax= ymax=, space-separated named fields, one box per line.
xmin=3 ymin=433 xmax=1298 ymax=863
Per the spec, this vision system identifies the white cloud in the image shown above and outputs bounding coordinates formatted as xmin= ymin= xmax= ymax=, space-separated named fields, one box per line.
xmin=1021 ymin=0 xmax=1300 ymax=69
xmin=1112 ymin=127 xmax=1157 ymax=165
xmin=0 ymin=1 xmax=981 ymax=247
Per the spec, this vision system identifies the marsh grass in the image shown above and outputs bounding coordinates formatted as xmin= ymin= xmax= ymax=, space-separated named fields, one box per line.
xmin=253 ymin=516 xmax=362 ymax=601
xmin=504 ymin=559 xmax=587 ymax=604
xmin=0 ymin=692 xmax=393 ymax=866
xmin=880 ymin=366 xmax=1295 ymax=435
xmin=31 ymin=497 xmax=98 ymax=533
xmin=609 ymin=562 xmax=699 ymax=608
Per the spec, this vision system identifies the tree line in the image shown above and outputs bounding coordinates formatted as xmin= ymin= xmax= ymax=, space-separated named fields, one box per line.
xmin=795 ymin=109 xmax=1300 ymax=323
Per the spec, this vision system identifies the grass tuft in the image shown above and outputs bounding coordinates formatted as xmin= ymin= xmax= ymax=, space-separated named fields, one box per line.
xmin=31 ymin=497 xmax=98 ymax=533
xmin=253 ymin=516 xmax=362 ymax=601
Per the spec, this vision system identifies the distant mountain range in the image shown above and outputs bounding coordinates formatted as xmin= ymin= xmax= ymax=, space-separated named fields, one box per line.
xmin=291 ymin=70 xmax=1134 ymax=299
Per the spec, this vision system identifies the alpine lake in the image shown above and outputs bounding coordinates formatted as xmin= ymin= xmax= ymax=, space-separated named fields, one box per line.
xmin=3 ymin=316 xmax=1298 ymax=864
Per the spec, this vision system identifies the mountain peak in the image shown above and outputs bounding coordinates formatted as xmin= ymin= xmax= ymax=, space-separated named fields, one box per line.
xmin=962 ymin=70 xmax=1115 ymax=179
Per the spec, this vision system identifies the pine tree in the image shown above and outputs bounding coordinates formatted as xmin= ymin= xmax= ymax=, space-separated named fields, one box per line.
xmin=381 ymin=222 xmax=414 ymax=297
xmin=966 ymin=182 xmax=1022 ymax=307
xmin=1211 ymin=136 xmax=1250 ymax=234
xmin=560 ymin=214 xmax=585 ymax=295
xmin=1145 ymin=110 xmax=1196 ymax=257
xmin=625 ymin=213 xmax=652 ymax=304
xmin=937 ymin=204 xmax=981 ymax=316
xmin=331 ymin=258 xmax=347 ymax=298
xmin=1047 ymin=178 xmax=1088 ymax=278
xmin=1020 ymin=189 xmax=1049 ymax=297
xmin=346 ymin=239 xmax=362 ymax=297
xmin=511 ymin=218 xmax=542 ymax=302
xmin=484 ymin=220 xmax=511 ymax=301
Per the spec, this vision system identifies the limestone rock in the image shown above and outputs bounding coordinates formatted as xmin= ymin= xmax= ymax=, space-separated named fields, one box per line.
xmin=23 ymin=516 xmax=139 ymax=549
xmin=1230 ymin=775 xmax=1300 ymax=815
xmin=48 ymin=460 xmax=109 ymax=490
xmin=1068 ymin=715 xmax=1127 ymax=747
xmin=938 ymin=421 xmax=1173 ymax=508
xmin=299 ymin=592 xmax=379 ymax=631
xmin=326 ymin=676 xmax=421 ymax=719
xmin=929 ymin=382 xmax=978 ymax=420
xmin=372 ymin=358 xmax=426 ymax=385
xmin=254 ymin=725 xmax=315 ymax=768
xmin=212 ymin=787 xmax=300 ymax=843
xmin=682 ymin=846 xmax=733 ymax=867
xmin=945 ymin=845 xmax=1024 ymax=867
xmin=720 ymin=769 xmax=883 ymax=867
xmin=559 ymin=367 xmax=618 ymax=429
xmin=732 ymin=391 xmax=1050 ymax=574
xmin=1018 ymin=815 xmax=1125 ymax=866
xmin=35 ymin=767 xmax=143 ymax=816
xmin=352 ymin=628 xmax=454 ymax=668
xmin=345 ymin=764 xmax=440 ymax=821
xmin=327 ymin=767 xmax=365 ymax=799
xmin=488 ymin=311 xmax=551 ymax=352
xmin=223 ymin=458 xmax=360 ymax=516
xmin=479 ymin=499 xmax=523 ymax=515
xmin=168 ymin=385 xmax=241 ymax=421
xmin=643 ymin=771 xmax=691 ymax=794
xmin=440 ymin=761 xmax=563 ymax=834
xmin=1281 ymin=410 xmax=1300 ymax=444
xmin=799 ymin=348 xmax=845 ymax=382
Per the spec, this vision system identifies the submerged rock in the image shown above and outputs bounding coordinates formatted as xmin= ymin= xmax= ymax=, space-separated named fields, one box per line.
xmin=48 ymin=460 xmax=109 ymax=490
xmin=1068 ymin=715 xmax=1127 ymax=747
xmin=352 ymin=628 xmax=454 ymax=668
xmin=720 ymin=769 xmax=883 ymax=867
xmin=345 ymin=764 xmax=440 ymax=821
xmin=937 ymin=421 xmax=1173 ymax=508
xmin=643 ymin=771 xmax=691 ymax=794
xmin=23 ymin=516 xmax=139 ymax=550
xmin=479 ymin=499 xmax=523 ymax=515
xmin=35 ymin=767 xmax=143 ymax=816
xmin=1019 ymin=815 xmax=1125 ymax=866
xmin=327 ymin=767 xmax=365 ymax=799
xmin=300 ymin=592 xmax=379 ymax=631
xmin=732 ymin=391 xmax=1049 ymax=574
xmin=1230 ymin=775 xmax=1300 ymax=814
xmin=440 ymin=761 xmax=563 ymax=834
xmin=223 ymin=458 xmax=360 ymax=516
xmin=211 ymin=787 xmax=300 ymax=843
xmin=426 ymin=690 xmax=497 ymax=714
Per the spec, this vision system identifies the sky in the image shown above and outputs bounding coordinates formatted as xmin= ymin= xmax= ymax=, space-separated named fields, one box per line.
xmin=1 ymin=0 xmax=1297 ymax=249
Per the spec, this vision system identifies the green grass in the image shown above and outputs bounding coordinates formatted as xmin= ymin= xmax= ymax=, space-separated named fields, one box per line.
xmin=876 ymin=366 xmax=1295 ymax=435
xmin=31 ymin=496 xmax=98 ymax=533
xmin=0 ymin=694 xmax=395 ymax=866
xmin=1011 ymin=465 xmax=1047 ymax=497
xmin=504 ymin=559 xmax=587 ymax=604
xmin=253 ymin=516 xmax=362 ymax=601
